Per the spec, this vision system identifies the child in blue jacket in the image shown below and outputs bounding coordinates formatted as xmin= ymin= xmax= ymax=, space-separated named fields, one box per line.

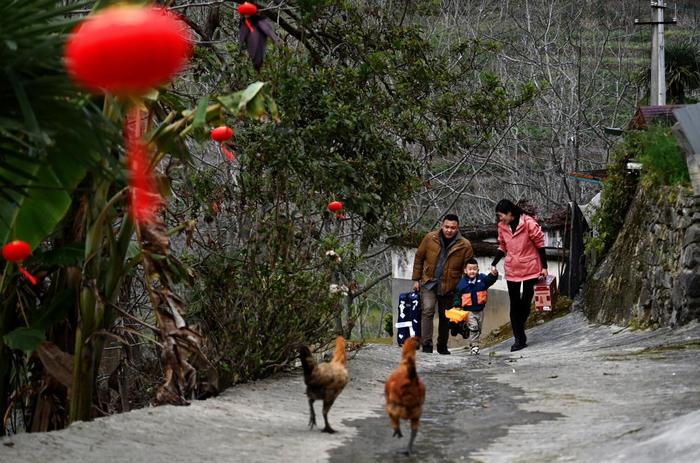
xmin=452 ymin=258 xmax=498 ymax=354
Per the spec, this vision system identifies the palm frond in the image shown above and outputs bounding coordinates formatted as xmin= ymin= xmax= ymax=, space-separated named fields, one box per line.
xmin=0 ymin=0 xmax=119 ymax=244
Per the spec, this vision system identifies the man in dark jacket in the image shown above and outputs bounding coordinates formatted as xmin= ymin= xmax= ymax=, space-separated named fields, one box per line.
xmin=412 ymin=214 xmax=473 ymax=354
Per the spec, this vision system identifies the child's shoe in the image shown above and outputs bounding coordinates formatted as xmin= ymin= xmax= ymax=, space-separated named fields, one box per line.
xmin=470 ymin=346 xmax=480 ymax=355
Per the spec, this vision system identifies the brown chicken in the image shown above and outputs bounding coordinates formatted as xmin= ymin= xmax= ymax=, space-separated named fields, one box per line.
xmin=385 ymin=336 xmax=426 ymax=455
xmin=299 ymin=336 xmax=349 ymax=433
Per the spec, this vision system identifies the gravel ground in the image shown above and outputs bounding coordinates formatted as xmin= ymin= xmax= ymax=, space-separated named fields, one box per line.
xmin=2 ymin=312 xmax=700 ymax=463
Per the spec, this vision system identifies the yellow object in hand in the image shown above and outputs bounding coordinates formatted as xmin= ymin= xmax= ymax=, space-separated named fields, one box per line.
xmin=445 ymin=307 xmax=470 ymax=323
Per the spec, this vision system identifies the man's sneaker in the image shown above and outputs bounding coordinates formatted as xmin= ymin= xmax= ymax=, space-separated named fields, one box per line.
xmin=470 ymin=346 xmax=480 ymax=355
xmin=422 ymin=344 xmax=433 ymax=353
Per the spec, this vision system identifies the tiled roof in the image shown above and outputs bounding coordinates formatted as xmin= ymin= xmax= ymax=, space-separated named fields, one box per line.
xmin=629 ymin=105 xmax=686 ymax=129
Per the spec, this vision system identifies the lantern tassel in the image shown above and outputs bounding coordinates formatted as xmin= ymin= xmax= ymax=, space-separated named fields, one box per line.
xmin=244 ymin=18 xmax=254 ymax=32
xmin=18 ymin=265 xmax=38 ymax=285
xmin=126 ymin=108 xmax=161 ymax=224
xmin=127 ymin=137 xmax=161 ymax=223
xmin=220 ymin=145 xmax=236 ymax=162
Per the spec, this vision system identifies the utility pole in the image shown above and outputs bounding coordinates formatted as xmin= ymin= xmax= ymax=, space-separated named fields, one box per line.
xmin=635 ymin=1 xmax=677 ymax=106
xmin=651 ymin=0 xmax=666 ymax=105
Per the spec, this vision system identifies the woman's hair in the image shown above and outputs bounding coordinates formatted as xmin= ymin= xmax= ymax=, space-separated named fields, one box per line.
xmin=495 ymin=199 xmax=522 ymax=216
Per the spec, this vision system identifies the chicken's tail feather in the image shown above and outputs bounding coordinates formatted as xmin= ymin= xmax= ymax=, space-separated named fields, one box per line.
xmin=332 ymin=336 xmax=347 ymax=366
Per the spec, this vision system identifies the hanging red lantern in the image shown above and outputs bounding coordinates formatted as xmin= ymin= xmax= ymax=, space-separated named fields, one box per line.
xmin=238 ymin=2 xmax=258 ymax=17
xmin=2 ymin=240 xmax=30 ymax=262
xmin=238 ymin=2 xmax=258 ymax=33
xmin=64 ymin=5 xmax=192 ymax=224
xmin=327 ymin=201 xmax=343 ymax=213
xmin=64 ymin=5 xmax=192 ymax=96
xmin=211 ymin=126 xmax=234 ymax=142
xmin=2 ymin=240 xmax=37 ymax=285
xmin=210 ymin=126 xmax=236 ymax=161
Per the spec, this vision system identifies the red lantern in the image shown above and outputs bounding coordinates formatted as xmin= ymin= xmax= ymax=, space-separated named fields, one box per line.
xmin=210 ymin=126 xmax=236 ymax=161
xmin=238 ymin=2 xmax=258 ymax=16
xmin=64 ymin=5 xmax=192 ymax=96
xmin=327 ymin=201 xmax=343 ymax=213
xmin=238 ymin=2 xmax=258 ymax=33
xmin=64 ymin=6 xmax=192 ymax=224
xmin=2 ymin=240 xmax=30 ymax=262
xmin=2 ymin=240 xmax=37 ymax=285
xmin=211 ymin=126 xmax=234 ymax=142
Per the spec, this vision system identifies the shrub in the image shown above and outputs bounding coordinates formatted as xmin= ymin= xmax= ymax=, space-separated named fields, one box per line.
xmin=637 ymin=126 xmax=690 ymax=187
xmin=585 ymin=141 xmax=638 ymax=260
xmin=186 ymin=249 xmax=341 ymax=386
xmin=585 ymin=125 xmax=690 ymax=265
xmin=384 ymin=312 xmax=393 ymax=337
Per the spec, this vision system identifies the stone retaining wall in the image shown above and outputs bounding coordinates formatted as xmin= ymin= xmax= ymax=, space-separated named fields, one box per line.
xmin=584 ymin=185 xmax=700 ymax=327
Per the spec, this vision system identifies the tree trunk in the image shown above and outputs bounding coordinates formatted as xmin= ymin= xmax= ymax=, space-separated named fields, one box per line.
xmin=139 ymin=217 xmax=215 ymax=404
xmin=0 ymin=345 xmax=11 ymax=436
xmin=69 ymin=177 xmax=109 ymax=423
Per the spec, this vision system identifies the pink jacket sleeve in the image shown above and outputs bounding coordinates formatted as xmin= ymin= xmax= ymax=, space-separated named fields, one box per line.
xmin=526 ymin=216 xmax=545 ymax=248
xmin=497 ymin=225 xmax=507 ymax=253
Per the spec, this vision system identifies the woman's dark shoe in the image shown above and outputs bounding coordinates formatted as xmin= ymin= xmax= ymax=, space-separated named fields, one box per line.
xmin=437 ymin=346 xmax=451 ymax=355
xmin=510 ymin=343 xmax=528 ymax=352
xmin=422 ymin=344 xmax=433 ymax=353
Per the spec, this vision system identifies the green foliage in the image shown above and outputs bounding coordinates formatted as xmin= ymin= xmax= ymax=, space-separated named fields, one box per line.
xmin=585 ymin=137 xmax=638 ymax=260
xmin=635 ymin=40 xmax=700 ymax=104
xmin=585 ymin=126 xmax=689 ymax=262
xmin=173 ymin=1 xmax=536 ymax=377
xmin=0 ymin=0 xmax=116 ymax=248
xmin=555 ymin=295 xmax=574 ymax=312
xmin=383 ymin=312 xmax=393 ymax=337
xmin=187 ymin=249 xmax=340 ymax=384
xmin=637 ymin=126 xmax=690 ymax=187
xmin=2 ymin=327 xmax=44 ymax=355
xmin=665 ymin=41 xmax=700 ymax=103
xmin=296 ymin=0 xmax=335 ymax=20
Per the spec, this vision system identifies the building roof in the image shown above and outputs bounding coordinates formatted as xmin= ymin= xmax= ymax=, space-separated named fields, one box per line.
xmin=628 ymin=105 xmax=686 ymax=130
xmin=568 ymin=169 xmax=609 ymax=185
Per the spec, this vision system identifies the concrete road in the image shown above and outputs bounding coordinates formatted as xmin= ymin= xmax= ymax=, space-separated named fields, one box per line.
xmin=2 ymin=312 xmax=699 ymax=462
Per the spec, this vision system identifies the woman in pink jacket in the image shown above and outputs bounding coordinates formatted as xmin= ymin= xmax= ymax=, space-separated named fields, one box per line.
xmin=490 ymin=200 xmax=548 ymax=351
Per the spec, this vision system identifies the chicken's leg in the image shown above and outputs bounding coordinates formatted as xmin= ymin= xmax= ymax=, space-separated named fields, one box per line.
xmin=321 ymin=398 xmax=336 ymax=433
xmin=391 ymin=415 xmax=402 ymax=438
xmin=404 ymin=428 xmax=418 ymax=455
xmin=308 ymin=398 xmax=317 ymax=429
xmin=404 ymin=419 xmax=419 ymax=455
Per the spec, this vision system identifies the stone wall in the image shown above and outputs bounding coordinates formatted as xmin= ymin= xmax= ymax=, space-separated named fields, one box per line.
xmin=584 ymin=185 xmax=700 ymax=327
